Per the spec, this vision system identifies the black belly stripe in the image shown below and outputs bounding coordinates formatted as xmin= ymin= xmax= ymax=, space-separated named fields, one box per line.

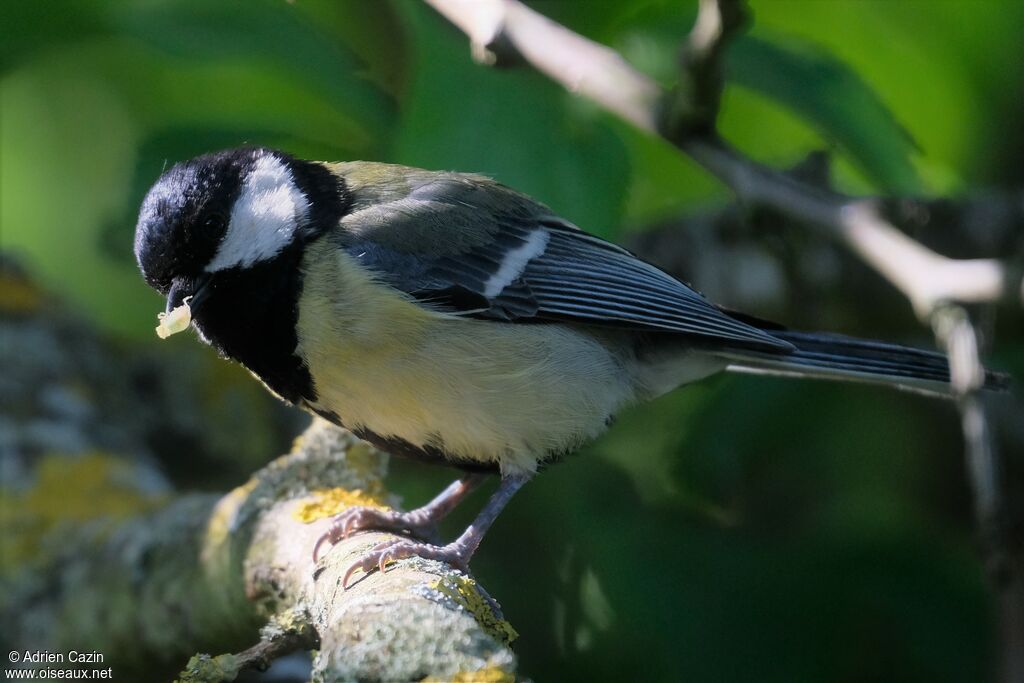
xmin=307 ymin=404 xmax=498 ymax=472
xmin=310 ymin=405 xmax=584 ymax=474
xmin=354 ymin=427 xmax=500 ymax=473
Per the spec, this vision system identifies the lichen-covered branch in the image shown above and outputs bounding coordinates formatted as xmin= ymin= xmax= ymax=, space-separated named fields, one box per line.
xmin=2 ymin=419 xmax=516 ymax=682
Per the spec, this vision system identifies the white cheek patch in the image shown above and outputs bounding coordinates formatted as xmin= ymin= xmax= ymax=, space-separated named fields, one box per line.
xmin=206 ymin=155 xmax=310 ymax=272
xmin=483 ymin=229 xmax=549 ymax=298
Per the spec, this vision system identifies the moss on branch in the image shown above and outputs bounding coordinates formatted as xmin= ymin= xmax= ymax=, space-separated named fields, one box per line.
xmin=2 ymin=421 xmax=516 ymax=682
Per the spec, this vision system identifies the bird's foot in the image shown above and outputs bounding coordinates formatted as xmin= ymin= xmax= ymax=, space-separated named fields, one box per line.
xmin=313 ymin=474 xmax=527 ymax=589
xmin=341 ymin=538 xmax=471 ymax=588
xmin=313 ymin=506 xmax=436 ymax=564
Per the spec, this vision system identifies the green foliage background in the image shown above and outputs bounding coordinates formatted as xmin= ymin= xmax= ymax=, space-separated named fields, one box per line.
xmin=3 ymin=1 xmax=1022 ymax=680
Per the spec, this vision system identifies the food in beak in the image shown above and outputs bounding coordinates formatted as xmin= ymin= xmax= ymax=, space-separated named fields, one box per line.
xmin=156 ymin=298 xmax=192 ymax=339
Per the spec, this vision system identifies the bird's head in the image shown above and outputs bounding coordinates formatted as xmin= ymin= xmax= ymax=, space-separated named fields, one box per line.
xmin=134 ymin=146 xmax=341 ymax=314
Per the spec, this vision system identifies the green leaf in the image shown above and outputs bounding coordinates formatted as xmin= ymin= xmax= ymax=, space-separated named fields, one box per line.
xmin=727 ymin=35 xmax=922 ymax=194
xmin=393 ymin=1 xmax=630 ymax=238
xmin=111 ymin=0 xmax=395 ymax=145
xmin=84 ymin=44 xmax=383 ymax=155
xmin=0 ymin=0 xmax=106 ymax=71
xmin=290 ymin=0 xmax=410 ymax=98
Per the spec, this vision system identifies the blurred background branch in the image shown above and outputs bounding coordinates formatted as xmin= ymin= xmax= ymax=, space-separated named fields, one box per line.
xmin=424 ymin=0 xmax=1022 ymax=681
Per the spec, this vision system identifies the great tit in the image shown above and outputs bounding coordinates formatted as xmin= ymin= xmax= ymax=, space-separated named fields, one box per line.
xmin=134 ymin=147 xmax=1005 ymax=586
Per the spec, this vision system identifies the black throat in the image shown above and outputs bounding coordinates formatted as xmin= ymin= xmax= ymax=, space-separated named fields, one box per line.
xmin=192 ymin=244 xmax=313 ymax=404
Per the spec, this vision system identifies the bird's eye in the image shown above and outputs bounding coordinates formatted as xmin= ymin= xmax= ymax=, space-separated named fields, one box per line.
xmin=183 ymin=212 xmax=227 ymax=261
xmin=204 ymin=212 xmax=227 ymax=232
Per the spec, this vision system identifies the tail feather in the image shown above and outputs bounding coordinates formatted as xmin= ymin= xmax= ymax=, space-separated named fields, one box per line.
xmin=720 ymin=330 xmax=1008 ymax=396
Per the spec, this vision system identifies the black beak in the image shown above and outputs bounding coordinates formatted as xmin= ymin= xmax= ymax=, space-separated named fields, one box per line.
xmin=166 ymin=274 xmax=213 ymax=314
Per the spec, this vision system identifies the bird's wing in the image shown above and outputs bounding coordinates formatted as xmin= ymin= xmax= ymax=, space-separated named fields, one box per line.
xmin=338 ymin=172 xmax=791 ymax=352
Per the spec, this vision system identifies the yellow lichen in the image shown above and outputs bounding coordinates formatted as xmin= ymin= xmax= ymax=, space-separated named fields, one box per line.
xmin=432 ymin=576 xmax=519 ymax=645
xmin=292 ymin=485 xmax=389 ymax=524
xmin=342 ymin=442 xmax=382 ymax=480
xmin=266 ymin=606 xmax=311 ymax=636
xmin=289 ymin=430 xmax=309 ymax=454
xmin=174 ymin=652 xmax=240 ymax=683
xmin=0 ymin=271 xmax=46 ymax=313
xmin=0 ymin=453 xmax=164 ymax=571
xmin=203 ymin=477 xmax=258 ymax=553
xmin=422 ymin=664 xmax=515 ymax=683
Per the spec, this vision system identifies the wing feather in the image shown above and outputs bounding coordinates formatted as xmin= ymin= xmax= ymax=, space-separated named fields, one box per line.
xmin=339 ymin=168 xmax=791 ymax=351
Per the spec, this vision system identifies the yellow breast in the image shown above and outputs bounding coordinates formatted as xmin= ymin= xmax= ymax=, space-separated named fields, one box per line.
xmin=294 ymin=240 xmax=635 ymax=475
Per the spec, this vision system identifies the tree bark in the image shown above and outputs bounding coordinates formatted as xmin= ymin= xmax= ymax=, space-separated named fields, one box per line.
xmin=2 ymin=419 xmax=516 ymax=682
xmin=0 ymin=262 xmax=516 ymax=682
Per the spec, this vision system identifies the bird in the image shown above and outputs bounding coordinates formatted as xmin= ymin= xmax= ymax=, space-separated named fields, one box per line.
xmin=134 ymin=146 xmax=1006 ymax=587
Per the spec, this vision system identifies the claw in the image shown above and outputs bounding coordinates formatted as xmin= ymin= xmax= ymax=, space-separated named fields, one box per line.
xmin=312 ymin=521 xmax=347 ymax=564
xmin=337 ymin=539 xmax=395 ymax=588
xmin=312 ymin=506 xmax=446 ymax=566
xmin=311 ymin=507 xmax=395 ymax=564
xmin=339 ymin=538 xmax=473 ymax=589
xmin=312 ymin=532 xmax=333 ymax=565
xmin=341 ymin=557 xmax=366 ymax=589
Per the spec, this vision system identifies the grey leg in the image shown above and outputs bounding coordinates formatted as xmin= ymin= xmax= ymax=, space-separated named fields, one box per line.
xmin=340 ymin=473 xmax=530 ymax=588
xmin=313 ymin=473 xmax=487 ymax=563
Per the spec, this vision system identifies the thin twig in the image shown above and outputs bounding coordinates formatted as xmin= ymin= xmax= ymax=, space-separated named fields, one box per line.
xmin=679 ymin=140 xmax=1010 ymax=318
xmin=424 ymin=0 xmax=1019 ymax=320
xmin=672 ymin=0 xmax=748 ymax=132
xmin=178 ymin=624 xmax=319 ymax=683
xmin=932 ymin=306 xmax=1006 ymax=564
xmin=238 ymin=612 xmax=320 ymax=677
xmin=426 ymin=0 xmax=661 ymax=131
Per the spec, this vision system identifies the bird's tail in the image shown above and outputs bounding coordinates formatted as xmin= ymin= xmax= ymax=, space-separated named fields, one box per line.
xmin=719 ymin=330 xmax=1009 ymax=397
